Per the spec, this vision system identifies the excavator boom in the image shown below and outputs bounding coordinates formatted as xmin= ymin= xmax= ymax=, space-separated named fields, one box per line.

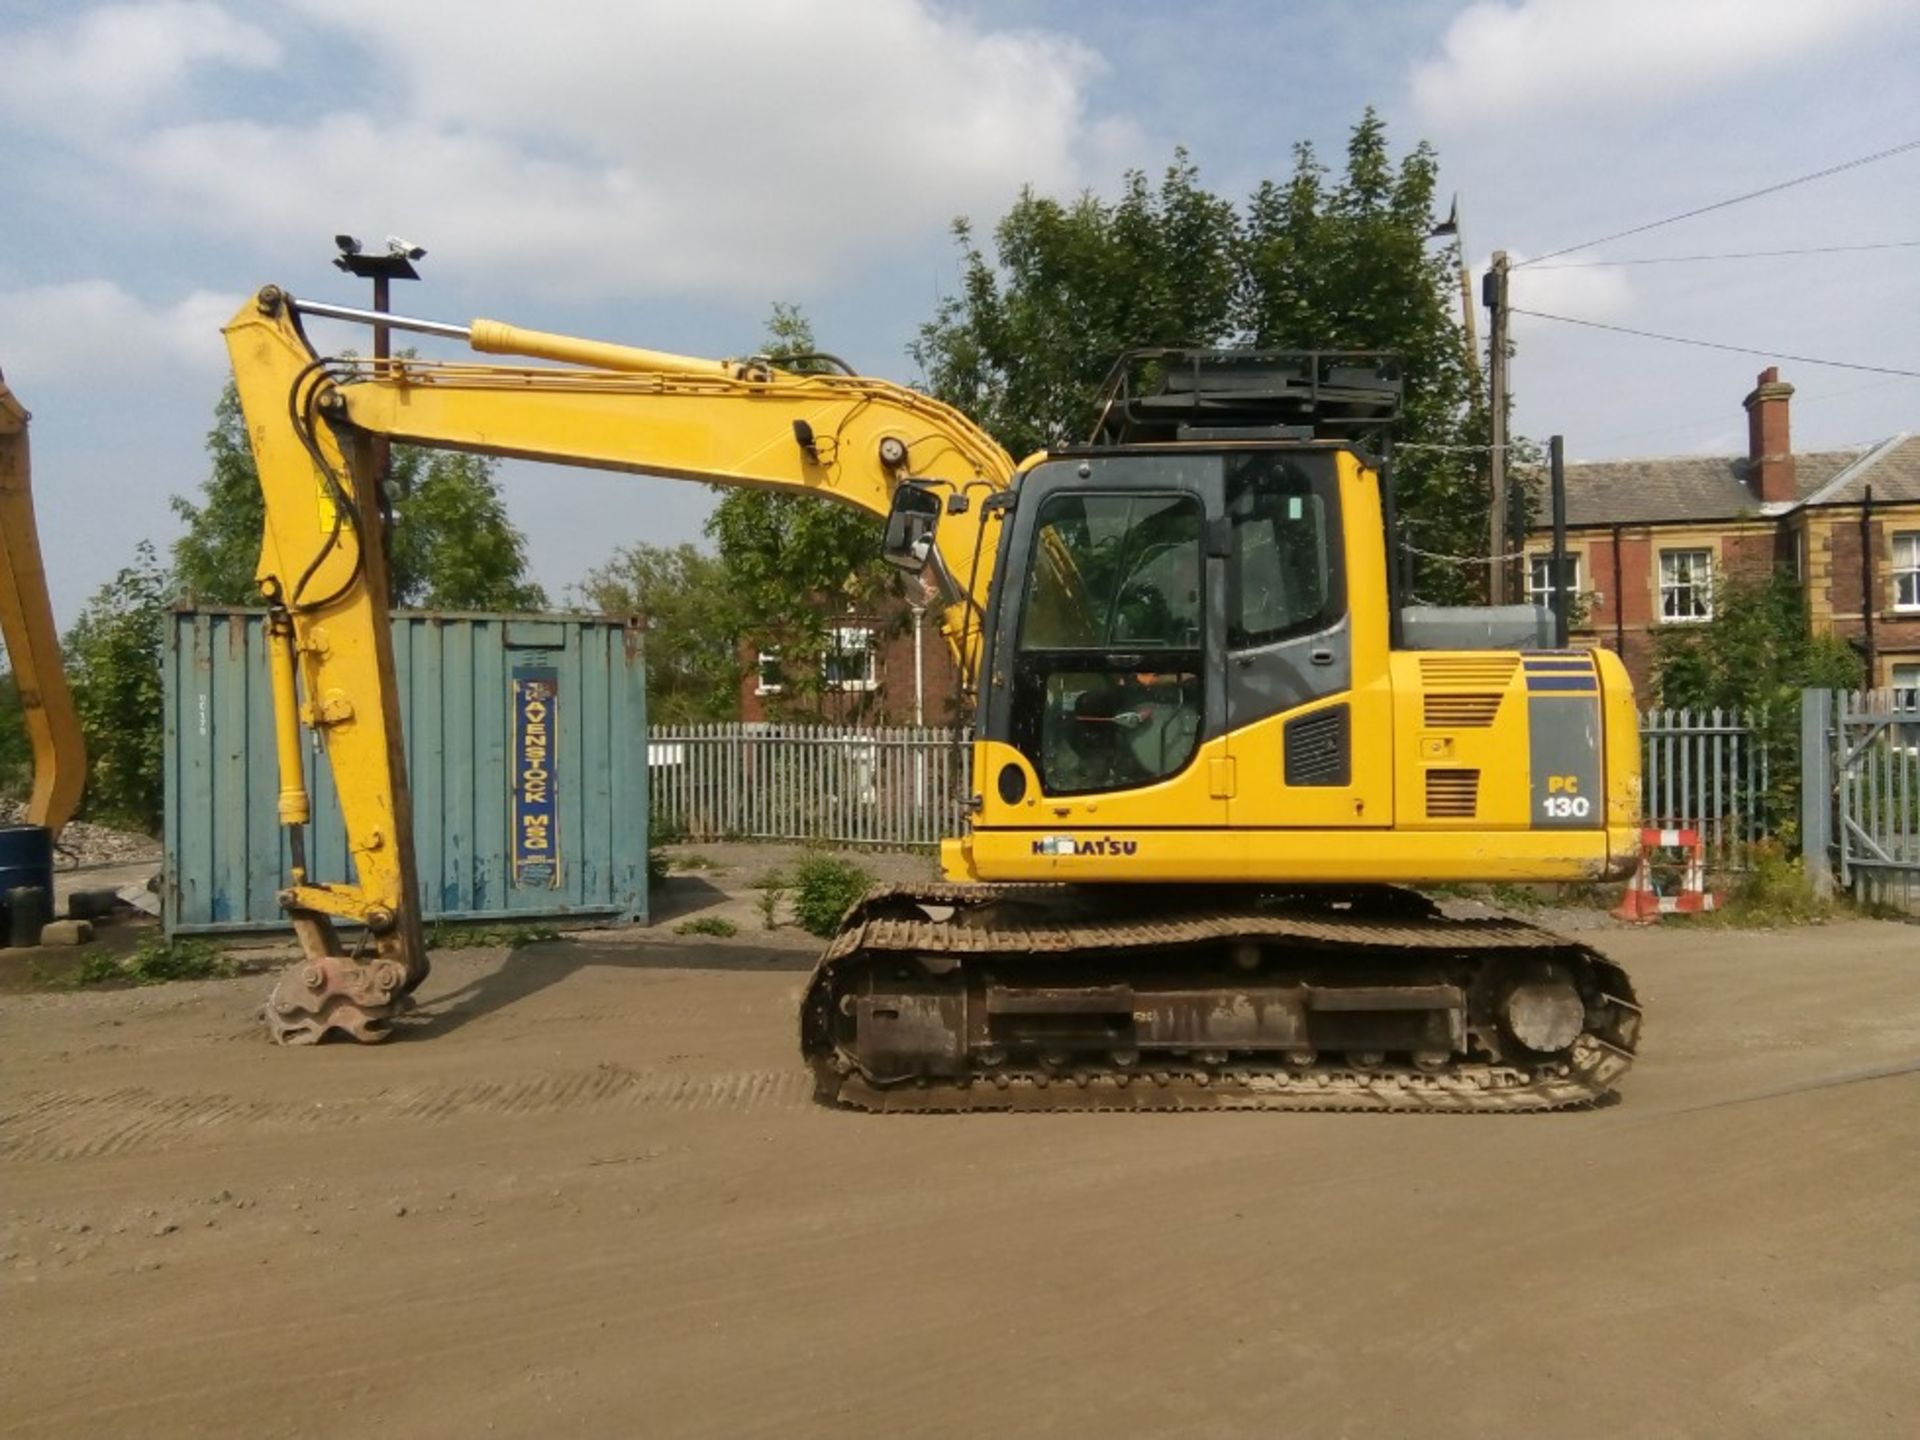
xmin=224 ymin=287 xmax=1012 ymax=1041
xmin=0 ymin=375 xmax=85 ymax=836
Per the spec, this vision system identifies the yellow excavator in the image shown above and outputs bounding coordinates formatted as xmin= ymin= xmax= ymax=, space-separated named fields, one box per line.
xmin=204 ymin=286 xmax=1644 ymax=1109
xmin=1 ymin=376 xmax=86 ymax=939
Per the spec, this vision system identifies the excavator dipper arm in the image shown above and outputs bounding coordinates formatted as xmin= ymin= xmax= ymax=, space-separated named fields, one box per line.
xmin=224 ymin=287 xmax=1013 ymax=1042
xmin=0 ymin=376 xmax=86 ymax=836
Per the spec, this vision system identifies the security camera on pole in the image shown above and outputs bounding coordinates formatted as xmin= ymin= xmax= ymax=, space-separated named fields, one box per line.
xmin=333 ymin=235 xmax=426 ymax=499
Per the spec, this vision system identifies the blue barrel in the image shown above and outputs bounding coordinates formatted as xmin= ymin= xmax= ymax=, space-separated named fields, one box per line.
xmin=1 ymin=824 xmax=55 ymax=945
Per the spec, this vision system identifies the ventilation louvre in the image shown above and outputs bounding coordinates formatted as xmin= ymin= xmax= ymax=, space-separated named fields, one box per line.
xmin=1284 ymin=704 xmax=1350 ymax=787
xmin=1423 ymin=693 xmax=1504 ymax=728
xmin=1419 ymin=655 xmax=1520 ymax=689
xmin=1425 ymin=768 xmax=1480 ymax=819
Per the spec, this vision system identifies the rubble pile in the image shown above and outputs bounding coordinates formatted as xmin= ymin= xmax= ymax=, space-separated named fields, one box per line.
xmin=0 ymin=799 xmax=163 ymax=868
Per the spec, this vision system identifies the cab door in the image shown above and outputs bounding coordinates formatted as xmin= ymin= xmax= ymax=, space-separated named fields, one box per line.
xmin=1221 ymin=450 xmax=1391 ymax=829
xmin=972 ymin=454 xmax=1228 ymax=836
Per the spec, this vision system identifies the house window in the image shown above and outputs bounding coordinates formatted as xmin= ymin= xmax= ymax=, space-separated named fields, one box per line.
xmin=1659 ymin=548 xmax=1713 ymax=623
xmin=824 ymin=627 xmax=877 ymax=691
xmin=1892 ymin=662 xmax=1920 ymax=704
xmin=1525 ymin=552 xmax=1581 ymax=606
xmin=755 ymin=651 xmax=785 ymax=696
xmin=1893 ymin=532 xmax=1920 ymax=612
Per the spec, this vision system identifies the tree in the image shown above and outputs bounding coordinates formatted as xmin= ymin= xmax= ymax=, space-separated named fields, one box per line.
xmin=706 ymin=305 xmax=906 ymax=718
xmin=1653 ymin=570 xmax=1862 ymax=714
xmin=575 ymin=543 xmax=741 ymax=723
xmin=172 ymin=378 xmax=547 ymax=611
xmin=911 ymin=150 xmax=1240 ymax=460
xmin=64 ymin=541 xmax=171 ymax=830
xmin=1653 ymin=568 xmax=1864 ymax=844
xmin=911 ymin=115 xmax=1491 ymax=603
xmin=0 ymin=668 xmax=30 ymax=803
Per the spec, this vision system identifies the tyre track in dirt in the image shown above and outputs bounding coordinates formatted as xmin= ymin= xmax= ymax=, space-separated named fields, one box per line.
xmin=0 ymin=1065 xmax=811 ymax=1163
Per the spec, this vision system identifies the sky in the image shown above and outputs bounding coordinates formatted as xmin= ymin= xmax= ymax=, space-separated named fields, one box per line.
xmin=3 ymin=0 xmax=1918 ymax=628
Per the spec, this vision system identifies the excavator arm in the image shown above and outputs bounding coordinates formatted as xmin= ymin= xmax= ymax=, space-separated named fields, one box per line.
xmin=0 ymin=375 xmax=86 ymax=836
xmin=224 ymin=286 xmax=1014 ymax=1042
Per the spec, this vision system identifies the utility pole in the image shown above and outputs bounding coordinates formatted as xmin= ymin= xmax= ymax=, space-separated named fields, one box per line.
xmin=1483 ymin=249 xmax=1511 ymax=604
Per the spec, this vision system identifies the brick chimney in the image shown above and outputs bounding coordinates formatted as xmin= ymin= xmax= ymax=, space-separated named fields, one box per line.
xmin=1743 ymin=366 xmax=1795 ymax=504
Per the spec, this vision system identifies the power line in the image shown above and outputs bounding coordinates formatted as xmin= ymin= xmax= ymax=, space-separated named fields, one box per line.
xmin=1511 ymin=309 xmax=1920 ymax=378
xmin=1514 ymin=138 xmax=1920 ymax=268
xmin=1527 ymin=239 xmax=1920 ymax=269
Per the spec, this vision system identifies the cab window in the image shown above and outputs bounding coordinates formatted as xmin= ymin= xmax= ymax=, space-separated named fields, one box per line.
xmin=1015 ymin=491 xmax=1204 ymax=795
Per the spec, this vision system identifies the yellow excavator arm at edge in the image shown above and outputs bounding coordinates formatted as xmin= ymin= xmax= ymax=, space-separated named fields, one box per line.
xmin=0 ymin=375 xmax=86 ymax=837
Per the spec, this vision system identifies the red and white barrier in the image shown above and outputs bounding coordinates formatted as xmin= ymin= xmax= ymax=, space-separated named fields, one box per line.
xmin=1614 ymin=827 xmax=1720 ymax=922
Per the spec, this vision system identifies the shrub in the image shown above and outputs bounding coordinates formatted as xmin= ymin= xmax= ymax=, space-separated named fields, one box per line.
xmin=1709 ymin=842 xmax=1834 ymax=927
xmin=790 ymin=853 xmax=874 ymax=937
xmin=674 ymin=916 xmax=738 ymax=938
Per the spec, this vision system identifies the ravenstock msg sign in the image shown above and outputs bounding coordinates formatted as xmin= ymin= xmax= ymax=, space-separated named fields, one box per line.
xmin=512 ymin=665 xmax=560 ymax=887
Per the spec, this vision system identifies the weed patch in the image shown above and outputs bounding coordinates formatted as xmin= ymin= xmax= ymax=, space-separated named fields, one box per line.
xmin=71 ymin=935 xmax=236 ymax=988
xmin=674 ymin=916 xmax=739 ymax=938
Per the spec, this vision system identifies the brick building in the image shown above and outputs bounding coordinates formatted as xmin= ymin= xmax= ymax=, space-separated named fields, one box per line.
xmin=1526 ymin=368 xmax=1920 ymax=697
xmin=738 ymin=601 xmax=962 ymax=726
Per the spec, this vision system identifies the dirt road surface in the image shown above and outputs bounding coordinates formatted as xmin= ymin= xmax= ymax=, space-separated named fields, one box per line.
xmin=4 ymin=919 xmax=1916 ymax=1438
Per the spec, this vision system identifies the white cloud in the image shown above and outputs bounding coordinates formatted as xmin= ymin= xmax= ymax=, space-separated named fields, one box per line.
xmin=1410 ymin=0 xmax=1900 ymax=127
xmin=0 ymin=281 xmax=237 ymax=383
xmin=1502 ymin=250 xmax=1636 ymax=337
xmin=28 ymin=1 xmax=1108 ymax=301
xmin=0 ymin=2 xmax=278 ymax=129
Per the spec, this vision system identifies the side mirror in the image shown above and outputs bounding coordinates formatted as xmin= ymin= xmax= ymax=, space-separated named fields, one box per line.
xmin=882 ymin=483 xmax=942 ymax=572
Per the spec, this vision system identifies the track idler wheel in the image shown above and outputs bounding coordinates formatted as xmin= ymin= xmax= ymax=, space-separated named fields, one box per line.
xmin=264 ymin=956 xmax=411 ymax=1045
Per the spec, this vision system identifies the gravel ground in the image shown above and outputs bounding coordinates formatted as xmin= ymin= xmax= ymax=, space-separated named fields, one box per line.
xmin=2 ymin=914 xmax=1915 ymax=1439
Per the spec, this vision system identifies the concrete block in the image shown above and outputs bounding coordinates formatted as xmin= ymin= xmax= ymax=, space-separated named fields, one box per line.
xmin=39 ymin=919 xmax=94 ymax=946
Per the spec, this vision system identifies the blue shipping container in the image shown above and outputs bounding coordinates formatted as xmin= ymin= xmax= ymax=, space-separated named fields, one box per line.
xmin=165 ymin=608 xmax=648 ymax=935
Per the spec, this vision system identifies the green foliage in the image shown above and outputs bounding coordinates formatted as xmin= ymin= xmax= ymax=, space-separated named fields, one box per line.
xmin=912 ymin=116 xmax=1489 ymax=603
xmin=707 ymin=305 xmax=905 ymax=719
xmin=647 ymin=847 xmax=671 ymax=892
xmin=1653 ymin=570 xmax=1863 ymax=714
xmin=64 ymin=542 xmax=170 ymax=830
xmin=912 ymin=150 xmax=1241 ymax=458
xmin=172 ymin=377 xmax=546 ymax=611
xmin=756 ymin=883 xmax=784 ymax=930
xmin=389 ymin=450 xmax=548 ymax=611
xmin=0 ymin=668 xmax=31 ymax=801
xmin=576 ymin=543 xmax=741 ymax=722
xmin=71 ymin=934 xmax=235 ymax=987
xmin=674 ymin=915 xmax=738 ymax=938
xmin=1703 ymin=842 xmax=1835 ymax=927
xmin=790 ymin=853 xmax=874 ymax=937
xmin=170 ymin=383 xmax=264 ymax=604
xmin=1654 ymin=569 xmax=1865 ymax=845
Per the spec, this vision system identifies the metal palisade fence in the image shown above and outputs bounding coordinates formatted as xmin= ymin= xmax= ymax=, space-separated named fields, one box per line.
xmin=651 ymin=712 xmax=1776 ymax=859
xmin=1640 ymin=707 xmax=1770 ymax=867
xmin=649 ymin=723 xmax=970 ymax=849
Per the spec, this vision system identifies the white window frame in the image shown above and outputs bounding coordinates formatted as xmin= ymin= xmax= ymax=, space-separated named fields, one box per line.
xmin=823 ymin=626 xmax=878 ymax=692
xmin=1658 ymin=548 xmax=1714 ymax=624
xmin=1893 ymin=531 xmax=1920 ymax=613
xmin=1891 ymin=662 xmax=1920 ymax=700
xmin=1525 ymin=551 xmax=1582 ymax=607
xmin=754 ymin=649 xmax=785 ymax=696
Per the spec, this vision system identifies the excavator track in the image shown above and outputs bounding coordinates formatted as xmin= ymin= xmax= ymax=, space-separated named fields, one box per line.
xmin=800 ymin=884 xmax=1640 ymax=1114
